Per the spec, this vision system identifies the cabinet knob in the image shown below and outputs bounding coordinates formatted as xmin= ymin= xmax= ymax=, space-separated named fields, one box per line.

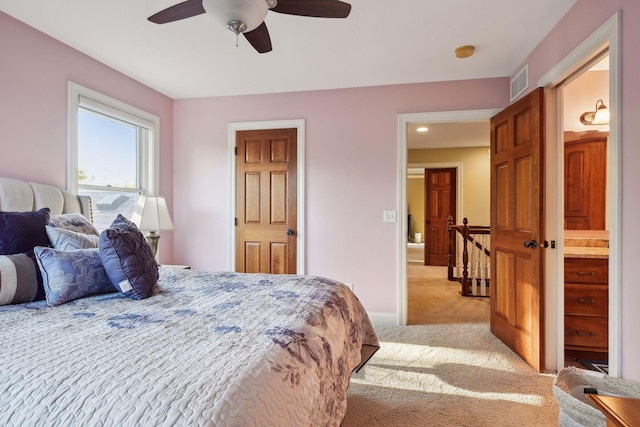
xmin=576 ymin=330 xmax=595 ymax=336
xmin=577 ymin=298 xmax=596 ymax=303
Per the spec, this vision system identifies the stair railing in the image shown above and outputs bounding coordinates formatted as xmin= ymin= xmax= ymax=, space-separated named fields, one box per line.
xmin=447 ymin=216 xmax=491 ymax=297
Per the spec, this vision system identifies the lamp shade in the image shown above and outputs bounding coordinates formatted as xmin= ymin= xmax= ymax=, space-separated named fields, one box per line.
xmin=131 ymin=196 xmax=174 ymax=232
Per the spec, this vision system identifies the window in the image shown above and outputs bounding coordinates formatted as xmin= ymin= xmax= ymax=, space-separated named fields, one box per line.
xmin=68 ymin=82 xmax=159 ymax=231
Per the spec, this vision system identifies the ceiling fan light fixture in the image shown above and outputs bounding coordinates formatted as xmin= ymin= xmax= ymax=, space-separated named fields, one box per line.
xmin=202 ymin=0 xmax=268 ymax=34
xmin=265 ymin=0 xmax=278 ymax=9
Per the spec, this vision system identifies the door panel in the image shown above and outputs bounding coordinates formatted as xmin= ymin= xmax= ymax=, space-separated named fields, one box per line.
xmin=515 ymin=157 xmax=532 ymax=231
xmin=236 ymin=128 xmax=297 ymax=274
xmin=490 ymin=87 xmax=545 ymax=372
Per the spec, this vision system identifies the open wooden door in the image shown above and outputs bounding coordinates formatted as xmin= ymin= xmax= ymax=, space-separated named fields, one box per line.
xmin=490 ymin=87 xmax=545 ymax=372
xmin=424 ymin=168 xmax=456 ymax=266
xmin=236 ymin=128 xmax=297 ymax=274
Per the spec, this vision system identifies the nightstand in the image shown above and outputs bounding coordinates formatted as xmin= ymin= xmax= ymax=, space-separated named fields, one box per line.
xmin=588 ymin=394 xmax=640 ymax=426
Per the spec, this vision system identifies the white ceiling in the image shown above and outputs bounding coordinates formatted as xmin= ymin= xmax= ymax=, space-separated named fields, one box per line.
xmin=0 ymin=0 xmax=576 ymax=99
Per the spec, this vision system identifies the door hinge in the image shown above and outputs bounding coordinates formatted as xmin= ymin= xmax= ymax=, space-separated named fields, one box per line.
xmin=234 ymin=146 xmax=238 ymax=156
xmin=235 ymin=217 xmax=238 ymax=226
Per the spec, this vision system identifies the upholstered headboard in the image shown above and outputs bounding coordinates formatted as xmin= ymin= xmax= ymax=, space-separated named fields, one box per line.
xmin=0 ymin=177 xmax=92 ymax=220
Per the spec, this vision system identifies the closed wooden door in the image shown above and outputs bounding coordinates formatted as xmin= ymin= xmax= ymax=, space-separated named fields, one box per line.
xmin=490 ymin=87 xmax=545 ymax=372
xmin=424 ymin=168 xmax=456 ymax=266
xmin=236 ymin=128 xmax=297 ymax=274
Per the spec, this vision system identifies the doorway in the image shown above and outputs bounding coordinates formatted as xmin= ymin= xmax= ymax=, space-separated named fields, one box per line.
xmin=399 ymin=111 xmax=499 ymax=325
xmin=235 ymin=128 xmax=298 ymax=274
xmin=407 ymin=167 xmax=458 ymax=266
xmin=538 ymin=12 xmax=620 ymax=375
xmin=228 ymin=119 xmax=306 ymax=274
xmin=559 ymin=52 xmax=610 ymax=372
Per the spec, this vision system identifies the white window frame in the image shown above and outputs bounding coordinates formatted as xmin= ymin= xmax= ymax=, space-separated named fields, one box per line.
xmin=67 ymin=81 xmax=160 ymax=196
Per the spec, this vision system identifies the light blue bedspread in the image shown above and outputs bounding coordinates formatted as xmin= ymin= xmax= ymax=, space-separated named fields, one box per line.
xmin=0 ymin=267 xmax=379 ymax=426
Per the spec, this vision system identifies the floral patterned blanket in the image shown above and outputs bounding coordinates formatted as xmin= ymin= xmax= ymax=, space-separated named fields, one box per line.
xmin=0 ymin=267 xmax=378 ymax=427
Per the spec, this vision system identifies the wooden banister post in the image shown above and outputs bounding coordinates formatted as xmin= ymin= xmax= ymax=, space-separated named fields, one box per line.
xmin=447 ymin=215 xmax=455 ymax=281
xmin=461 ymin=217 xmax=469 ymax=296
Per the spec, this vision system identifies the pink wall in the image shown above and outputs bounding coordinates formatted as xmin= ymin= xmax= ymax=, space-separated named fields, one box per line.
xmin=173 ymin=79 xmax=509 ymax=315
xmin=0 ymin=12 xmax=175 ymax=263
xmin=513 ymin=0 xmax=640 ymax=381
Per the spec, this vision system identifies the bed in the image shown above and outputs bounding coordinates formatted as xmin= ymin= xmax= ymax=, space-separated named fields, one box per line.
xmin=0 ymin=177 xmax=379 ymax=426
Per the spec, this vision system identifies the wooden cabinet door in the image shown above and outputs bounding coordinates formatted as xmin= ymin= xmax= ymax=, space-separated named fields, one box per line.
xmin=490 ymin=87 xmax=545 ymax=372
xmin=564 ymin=131 xmax=607 ymax=230
xmin=236 ymin=128 xmax=297 ymax=274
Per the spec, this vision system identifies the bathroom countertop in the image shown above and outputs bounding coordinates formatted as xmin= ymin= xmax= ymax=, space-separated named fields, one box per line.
xmin=564 ymin=246 xmax=609 ymax=259
xmin=564 ymin=230 xmax=609 ymax=258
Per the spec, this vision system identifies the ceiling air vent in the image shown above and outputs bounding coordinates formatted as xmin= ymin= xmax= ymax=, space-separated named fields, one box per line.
xmin=510 ymin=65 xmax=529 ymax=102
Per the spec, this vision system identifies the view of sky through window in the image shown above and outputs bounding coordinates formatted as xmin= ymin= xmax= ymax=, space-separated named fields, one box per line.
xmin=78 ymin=108 xmax=137 ymax=188
xmin=77 ymin=108 xmax=142 ymax=230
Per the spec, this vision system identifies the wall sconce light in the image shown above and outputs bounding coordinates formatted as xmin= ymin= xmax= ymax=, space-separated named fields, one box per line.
xmin=580 ymin=99 xmax=610 ymax=125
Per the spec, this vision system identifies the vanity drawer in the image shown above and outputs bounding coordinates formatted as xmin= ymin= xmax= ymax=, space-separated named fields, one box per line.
xmin=565 ymin=284 xmax=608 ymax=316
xmin=564 ymin=315 xmax=608 ymax=349
xmin=564 ymin=258 xmax=608 ymax=284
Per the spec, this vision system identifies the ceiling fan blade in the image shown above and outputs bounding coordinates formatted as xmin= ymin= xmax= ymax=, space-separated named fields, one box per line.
xmin=271 ymin=0 xmax=351 ymax=18
xmin=243 ymin=22 xmax=273 ymax=54
xmin=148 ymin=0 xmax=206 ymax=24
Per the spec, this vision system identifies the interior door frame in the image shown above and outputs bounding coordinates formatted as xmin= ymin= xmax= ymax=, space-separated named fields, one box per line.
xmin=537 ymin=12 xmax=621 ymax=376
xmin=398 ymin=109 xmax=500 ymax=325
xmin=228 ymin=119 xmax=306 ymax=274
xmin=417 ymin=165 xmax=462 ymax=265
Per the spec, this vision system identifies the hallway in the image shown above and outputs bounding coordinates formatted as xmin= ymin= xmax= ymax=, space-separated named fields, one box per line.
xmin=407 ymin=264 xmax=490 ymax=325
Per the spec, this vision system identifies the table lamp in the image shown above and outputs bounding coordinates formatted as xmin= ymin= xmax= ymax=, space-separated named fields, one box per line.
xmin=131 ymin=195 xmax=174 ymax=257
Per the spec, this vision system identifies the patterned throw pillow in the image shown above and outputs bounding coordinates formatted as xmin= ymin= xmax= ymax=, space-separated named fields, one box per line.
xmin=0 ymin=208 xmax=50 ymax=255
xmin=0 ymin=252 xmax=43 ymax=305
xmin=99 ymin=214 xmax=159 ymax=300
xmin=34 ymin=247 xmax=116 ymax=306
xmin=46 ymin=226 xmax=100 ymax=250
xmin=48 ymin=213 xmax=99 ymax=236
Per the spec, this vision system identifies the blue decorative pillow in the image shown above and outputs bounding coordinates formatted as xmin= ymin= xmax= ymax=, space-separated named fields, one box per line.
xmin=0 ymin=252 xmax=43 ymax=305
xmin=34 ymin=247 xmax=116 ymax=306
xmin=99 ymin=214 xmax=158 ymax=299
xmin=48 ymin=213 xmax=99 ymax=236
xmin=0 ymin=208 xmax=50 ymax=255
xmin=46 ymin=225 xmax=99 ymax=250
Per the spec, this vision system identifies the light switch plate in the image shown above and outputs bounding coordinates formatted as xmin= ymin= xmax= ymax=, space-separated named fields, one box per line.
xmin=383 ymin=210 xmax=397 ymax=223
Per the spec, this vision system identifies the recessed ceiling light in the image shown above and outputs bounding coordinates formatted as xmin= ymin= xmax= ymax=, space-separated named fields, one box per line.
xmin=417 ymin=127 xmax=429 ymax=132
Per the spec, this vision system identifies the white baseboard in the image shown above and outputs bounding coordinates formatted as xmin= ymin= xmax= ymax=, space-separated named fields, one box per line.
xmin=367 ymin=312 xmax=400 ymax=326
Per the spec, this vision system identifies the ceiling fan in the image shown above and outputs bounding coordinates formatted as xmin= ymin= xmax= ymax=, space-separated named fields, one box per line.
xmin=148 ymin=0 xmax=352 ymax=54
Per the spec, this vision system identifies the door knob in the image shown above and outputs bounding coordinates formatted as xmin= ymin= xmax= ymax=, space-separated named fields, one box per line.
xmin=523 ymin=239 xmax=537 ymax=249
xmin=287 ymin=229 xmax=296 ymax=236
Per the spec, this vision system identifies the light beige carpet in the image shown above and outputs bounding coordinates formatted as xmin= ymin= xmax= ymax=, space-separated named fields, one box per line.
xmin=343 ymin=324 xmax=559 ymax=426
xmin=407 ymin=265 xmax=490 ymax=325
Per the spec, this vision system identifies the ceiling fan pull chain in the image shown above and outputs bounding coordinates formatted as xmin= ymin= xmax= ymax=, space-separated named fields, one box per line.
xmin=236 ymin=32 xmax=239 ymax=48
